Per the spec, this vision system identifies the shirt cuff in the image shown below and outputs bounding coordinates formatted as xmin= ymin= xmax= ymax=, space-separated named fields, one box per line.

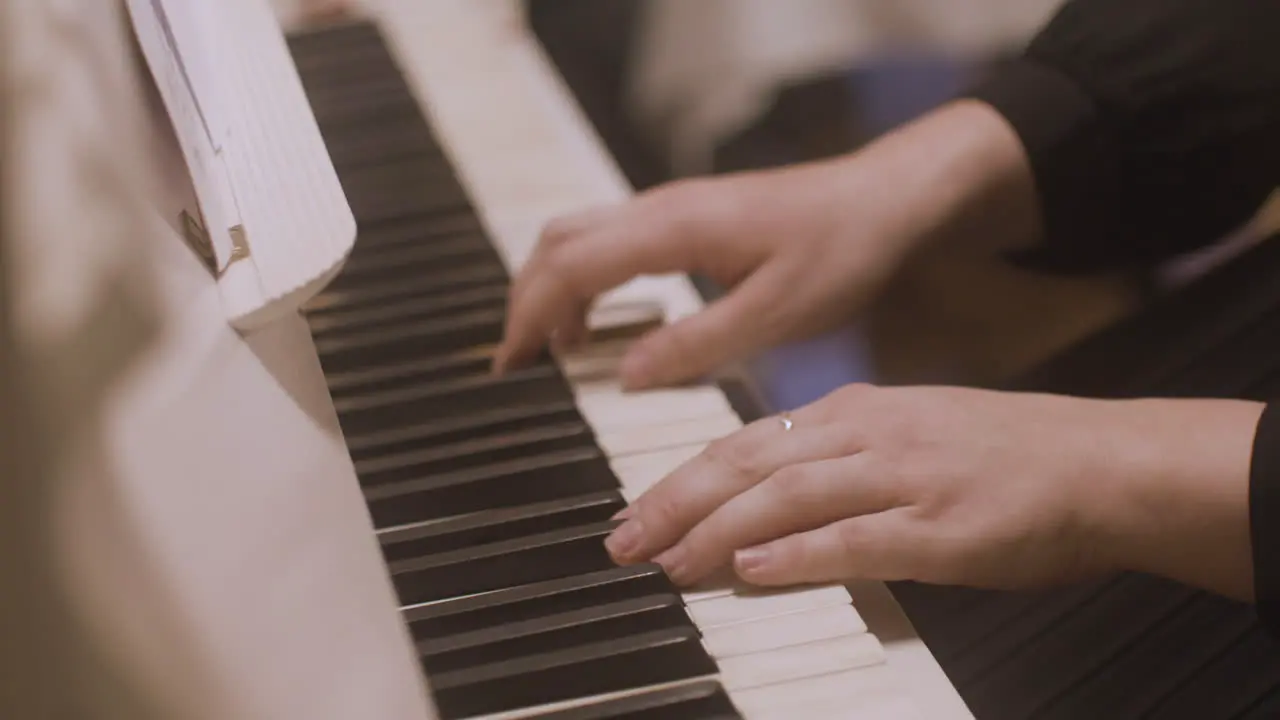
xmin=1251 ymin=402 xmax=1280 ymax=637
xmin=964 ymin=59 xmax=1127 ymax=273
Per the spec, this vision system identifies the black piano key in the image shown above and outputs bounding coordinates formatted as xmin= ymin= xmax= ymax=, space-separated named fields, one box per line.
xmin=320 ymin=348 xmax=494 ymax=399
xmin=324 ymin=247 xmax=501 ymax=294
xmin=380 ymin=490 xmax=625 ymax=561
xmin=354 ymin=418 xmax=594 ymax=488
xmin=286 ymin=20 xmax=386 ymax=56
xmin=345 ymin=211 xmax=486 ymax=253
xmin=333 ymin=367 xmax=573 ymax=435
xmin=420 ymin=594 xmax=690 ymax=674
xmin=1036 ymin=592 xmax=1257 ymax=719
xmin=307 ymin=265 xmax=507 ymax=318
xmin=346 ymin=400 xmax=581 ymax=462
xmin=321 ymin=113 xmax=438 ymax=144
xmin=315 ymin=315 xmax=520 ymax=375
xmin=526 ymin=680 xmax=740 ymax=720
xmin=309 ymin=286 xmax=509 ymax=341
xmin=364 ymin=447 xmax=619 ymax=529
xmin=390 ymin=520 xmax=621 ymax=605
xmin=321 ymin=344 xmax=558 ymax=401
xmin=303 ymin=85 xmax=423 ymax=130
xmin=324 ymin=123 xmax=444 ymax=170
xmin=330 ymin=237 xmax=499 ymax=285
xmin=294 ymin=48 xmax=403 ymax=87
xmin=337 ymin=152 xmax=467 ymax=198
xmin=345 ymin=174 xmax=473 ymax=223
xmin=287 ymin=33 xmax=386 ymax=70
xmin=404 ymin=564 xmax=674 ymax=642
xmin=304 ymin=75 xmax=417 ymax=109
xmin=429 ymin=628 xmax=717 ymax=719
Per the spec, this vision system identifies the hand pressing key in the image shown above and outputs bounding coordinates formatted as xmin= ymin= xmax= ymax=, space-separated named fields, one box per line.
xmin=604 ymin=383 xmax=1261 ymax=603
xmin=493 ymin=101 xmax=1038 ymax=389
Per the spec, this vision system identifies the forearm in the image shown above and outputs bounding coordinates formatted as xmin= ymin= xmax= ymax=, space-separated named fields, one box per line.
xmin=814 ymin=99 xmax=1044 ymax=264
xmin=1091 ymin=397 xmax=1264 ymax=602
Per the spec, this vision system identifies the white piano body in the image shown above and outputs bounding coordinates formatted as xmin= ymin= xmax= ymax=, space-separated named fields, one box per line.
xmin=0 ymin=0 xmax=970 ymax=718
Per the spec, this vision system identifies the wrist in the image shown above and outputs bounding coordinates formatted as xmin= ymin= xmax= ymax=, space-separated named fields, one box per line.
xmin=1086 ymin=397 xmax=1262 ymax=600
xmin=832 ymin=99 xmax=1043 ymax=260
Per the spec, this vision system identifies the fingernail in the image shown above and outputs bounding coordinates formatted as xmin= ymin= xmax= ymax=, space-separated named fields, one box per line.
xmin=734 ymin=546 xmax=772 ymax=574
xmin=611 ymin=505 xmax=635 ymax=521
xmin=654 ymin=544 xmax=688 ymax=584
xmin=605 ymin=519 xmax=644 ymax=560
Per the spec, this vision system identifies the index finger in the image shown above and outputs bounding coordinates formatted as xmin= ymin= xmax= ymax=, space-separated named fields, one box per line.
xmin=605 ymin=401 xmax=846 ymax=565
xmin=495 ymin=191 xmax=703 ymax=371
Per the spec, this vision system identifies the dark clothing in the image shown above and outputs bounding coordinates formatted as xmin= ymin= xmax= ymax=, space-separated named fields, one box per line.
xmin=964 ymin=0 xmax=1280 ymax=636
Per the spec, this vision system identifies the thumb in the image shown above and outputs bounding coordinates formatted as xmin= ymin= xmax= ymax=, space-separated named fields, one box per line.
xmin=618 ymin=265 xmax=789 ymax=389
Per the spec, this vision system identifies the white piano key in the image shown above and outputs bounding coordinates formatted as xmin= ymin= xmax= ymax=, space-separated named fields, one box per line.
xmin=597 ymin=414 xmax=741 ymax=458
xmin=702 ymin=604 xmax=867 ymax=659
xmin=574 ymin=381 xmax=733 ymax=431
xmin=732 ymin=664 xmax=918 ymax=719
xmin=718 ymin=632 xmax=886 ymax=692
xmin=585 ymin=299 xmax=667 ymax=335
xmin=595 ymin=274 xmax=705 ymax=327
xmin=679 ymin=565 xmax=742 ymax=603
xmin=687 ymin=585 xmax=852 ymax=628
xmin=559 ymin=349 xmax=626 ymax=383
xmin=610 ymin=443 xmax=706 ymax=497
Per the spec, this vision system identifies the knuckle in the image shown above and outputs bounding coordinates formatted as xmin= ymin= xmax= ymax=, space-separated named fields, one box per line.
xmin=834 ymin=520 xmax=874 ymax=559
xmin=703 ymin=435 xmax=764 ymax=481
xmin=832 ymin=382 xmax=876 ymax=406
xmin=543 ymin=243 xmax=577 ymax=275
xmin=764 ymin=465 xmax=816 ymax=504
xmin=648 ymin=178 xmax=719 ymax=234
xmin=541 ymin=247 xmax=589 ymax=301
xmin=536 ymin=222 xmax=575 ymax=254
xmin=539 ymin=206 xmax=604 ymax=245
xmin=676 ymin=521 xmax=721 ymax=562
xmin=645 ymin=324 xmax=696 ymax=369
xmin=833 ymin=428 xmax=866 ymax=457
xmin=638 ymin=489 xmax=684 ymax=535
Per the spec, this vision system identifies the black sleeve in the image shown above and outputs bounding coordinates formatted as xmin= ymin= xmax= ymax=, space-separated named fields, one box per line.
xmin=1252 ymin=404 xmax=1280 ymax=637
xmin=964 ymin=0 xmax=1280 ymax=273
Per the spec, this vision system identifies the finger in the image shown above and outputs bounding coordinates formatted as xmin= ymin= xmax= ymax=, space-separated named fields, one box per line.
xmin=495 ymin=209 xmax=614 ymax=373
xmin=604 ymin=408 xmax=847 ymax=565
xmin=654 ymin=453 xmax=902 ymax=585
xmin=506 ymin=205 xmax=619 ymax=326
xmin=496 ymin=196 xmax=702 ymax=372
xmin=733 ymin=509 xmax=921 ymax=586
xmin=618 ymin=261 xmax=794 ymax=389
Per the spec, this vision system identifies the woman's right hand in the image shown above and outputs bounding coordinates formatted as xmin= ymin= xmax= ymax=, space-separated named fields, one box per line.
xmin=494 ymin=100 xmax=1039 ymax=389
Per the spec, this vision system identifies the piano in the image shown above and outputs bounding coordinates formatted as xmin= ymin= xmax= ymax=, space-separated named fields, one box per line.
xmin=0 ymin=0 xmax=969 ymax=718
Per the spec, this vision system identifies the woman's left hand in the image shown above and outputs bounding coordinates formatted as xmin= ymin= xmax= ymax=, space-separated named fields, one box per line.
xmin=604 ymin=384 xmax=1261 ymax=599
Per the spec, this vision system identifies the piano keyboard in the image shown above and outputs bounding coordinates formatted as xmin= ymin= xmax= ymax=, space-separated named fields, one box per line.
xmin=286 ymin=18 xmax=914 ymax=720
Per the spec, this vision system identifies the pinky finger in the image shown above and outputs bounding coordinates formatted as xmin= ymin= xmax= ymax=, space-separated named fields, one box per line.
xmin=732 ymin=510 xmax=919 ymax=586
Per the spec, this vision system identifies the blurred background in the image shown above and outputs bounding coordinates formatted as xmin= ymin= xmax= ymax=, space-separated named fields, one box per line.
xmin=524 ymin=0 xmax=1141 ymax=412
